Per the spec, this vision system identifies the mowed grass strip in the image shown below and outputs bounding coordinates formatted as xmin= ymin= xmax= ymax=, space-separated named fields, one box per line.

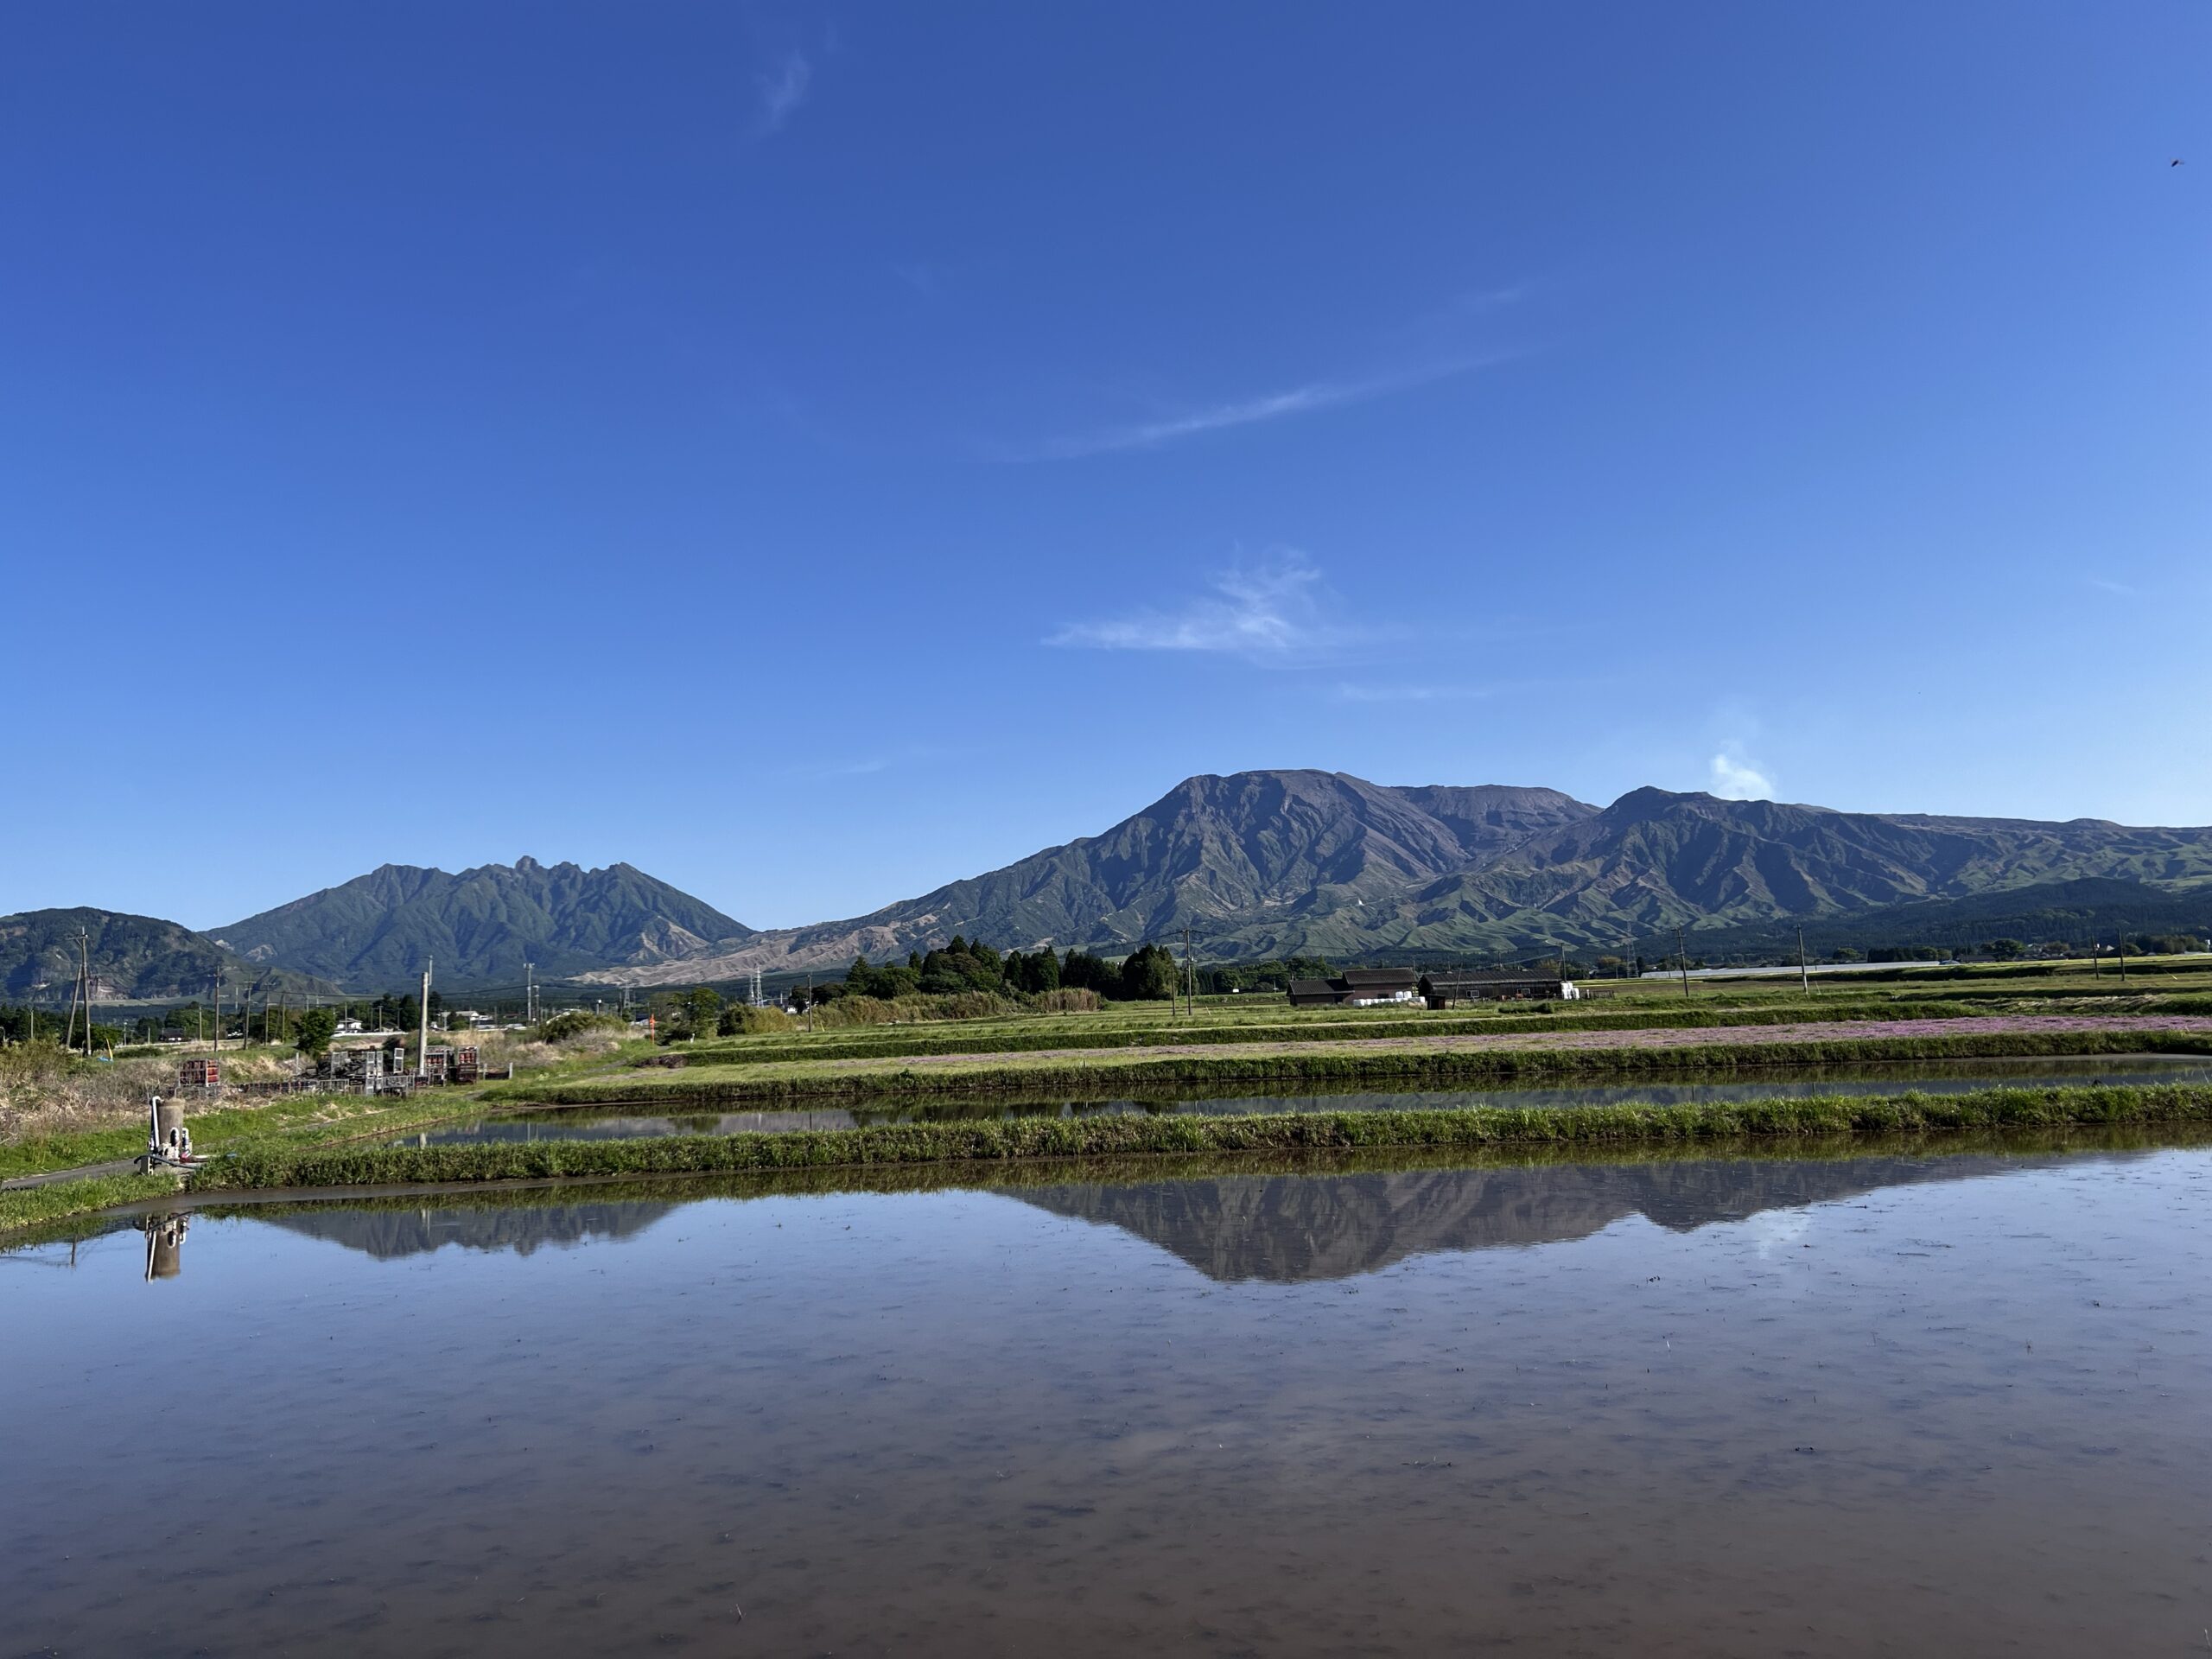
xmin=498 ymin=1026 xmax=2212 ymax=1108
xmin=188 ymin=1084 xmax=2212 ymax=1192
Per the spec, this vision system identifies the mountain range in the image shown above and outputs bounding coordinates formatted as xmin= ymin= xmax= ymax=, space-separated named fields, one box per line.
xmin=592 ymin=769 xmax=2212 ymax=984
xmin=7 ymin=769 xmax=2212 ymax=997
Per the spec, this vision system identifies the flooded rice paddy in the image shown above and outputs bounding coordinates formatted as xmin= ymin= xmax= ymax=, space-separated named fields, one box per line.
xmin=4 ymin=1132 xmax=2209 ymax=1655
xmin=403 ymin=1051 xmax=2212 ymax=1144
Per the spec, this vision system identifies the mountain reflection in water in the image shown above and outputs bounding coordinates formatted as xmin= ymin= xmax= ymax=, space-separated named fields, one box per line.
xmin=256 ymin=1200 xmax=675 ymax=1260
xmin=1014 ymin=1152 xmax=2080 ymax=1281
xmin=224 ymin=1146 xmax=2108 ymax=1281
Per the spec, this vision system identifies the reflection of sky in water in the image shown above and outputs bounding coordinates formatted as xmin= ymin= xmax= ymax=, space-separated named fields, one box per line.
xmin=5 ymin=1144 xmax=2210 ymax=1656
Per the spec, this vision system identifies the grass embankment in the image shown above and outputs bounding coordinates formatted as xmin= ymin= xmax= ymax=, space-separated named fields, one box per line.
xmin=0 ymin=1088 xmax=512 ymax=1182
xmin=665 ymin=992 xmax=2212 ymax=1071
xmin=496 ymin=1027 xmax=2212 ymax=1109
xmin=0 ymin=1170 xmax=182 ymax=1233
xmin=187 ymin=1119 xmax=2209 ymax=1222
xmin=665 ymin=998 xmax=2015 ymax=1067
xmin=186 ymin=1082 xmax=2212 ymax=1192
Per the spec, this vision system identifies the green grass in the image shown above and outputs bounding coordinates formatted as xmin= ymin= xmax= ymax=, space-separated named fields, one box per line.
xmin=660 ymin=997 xmax=2012 ymax=1066
xmin=0 ymin=1170 xmax=181 ymax=1234
xmin=0 ymin=1087 xmax=534 ymax=1181
xmin=493 ymin=1027 xmax=2212 ymax=1108
xmin=186 ymin=1082 xmax=2212 ymax=1192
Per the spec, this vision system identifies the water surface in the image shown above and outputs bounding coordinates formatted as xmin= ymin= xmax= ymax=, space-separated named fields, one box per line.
xmin=4 ymin=1135 xmax=2209 ymax=1656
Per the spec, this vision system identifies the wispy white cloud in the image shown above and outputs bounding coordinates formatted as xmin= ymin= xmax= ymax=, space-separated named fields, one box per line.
xmin=2086 ymin=576 xmax=2139 ymax=598
xmin=1049 ymin=552 xmax=1356 ymax=661
xmin=1025 ymin=353 xmax=1514 ymax=461
xmin=756 ymin=51 xmax=812 ymax=134
xmin=1708 ymin=747 xmax=1776 ymax=800
xmin=1333 ymin=683 xmax=1494 ymax=703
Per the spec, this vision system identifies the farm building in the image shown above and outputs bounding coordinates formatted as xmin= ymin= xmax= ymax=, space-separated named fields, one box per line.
xmin=1284 ymin=968 xmax=1421 ymax=1007
xmin=1418 ymin=971 xmax=1580 ymax=1007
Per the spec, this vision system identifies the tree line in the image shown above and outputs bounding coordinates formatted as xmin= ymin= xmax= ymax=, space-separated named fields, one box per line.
xmin=837 ymin=939 xmax=1187 ymax=1003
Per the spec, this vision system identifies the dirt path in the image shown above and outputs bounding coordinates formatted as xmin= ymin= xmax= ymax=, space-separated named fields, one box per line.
xmin=0 ymin=1158 xmax=140 ymax=1192
xmin=808 ymin=1014 xmax=2212 ymax=1072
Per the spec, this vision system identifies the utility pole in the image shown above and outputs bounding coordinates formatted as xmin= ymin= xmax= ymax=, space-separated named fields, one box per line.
xmin=62 ymin=944 xmax=82 ymax=1054
xmin=2116 ymin=934 xmax=2128 ymax=983
xmin=1181 ymin=925 xmax=1194 ymax=1018
xmin=1675 ymin=927 xmax=1691 ymax=998
xmin=806 ymin=973 xmax=816 ymax=1033
xmin=212 ymin=968 xmax=222 ymax=1053
xmin=80 ymin=931 xmax=95 ymax=1057
xmin=1797 ymin=926 xmax=1810 ymax=995
xmin=524 ymin=961 xmax=535 ymax=1025
xmin=417 ymin=958 xmax=433 ymax=1077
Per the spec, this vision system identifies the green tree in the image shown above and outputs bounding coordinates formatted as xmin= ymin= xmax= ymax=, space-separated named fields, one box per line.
xmin=1987 ymin=938 xmax=2027 ymax=960
xmin=295 ymin=1007 xmax=339 ymax=1058
xmin=683 ymin=985 xmax=723 ymax=1034
xmin=1060 ymin=949 xmax=1117 ymax=995
xmin=1118 ymin=943 xmax=1180 ymax=1001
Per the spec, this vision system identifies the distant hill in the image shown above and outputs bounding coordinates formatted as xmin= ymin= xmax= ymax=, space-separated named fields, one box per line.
xmin=586 ymin=769 xmax=2212 ymax=982
xmin=0 ymin=908 xmax=327 ymax=1003
xmin=1389 ymin=788 xmax=2212 ymax=957
xmin=1649 ymin=877 xmax=2212 ymax=963
xmin=212 ymin=857 xmax=754 ymax=987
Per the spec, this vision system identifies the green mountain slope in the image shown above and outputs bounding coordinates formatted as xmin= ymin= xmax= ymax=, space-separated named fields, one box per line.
xmin=213 ymin=858 xmax=754 ymax=986
xmin=1384 ymin=789 xmax=2212 ymax=954
xmin=592 ymin=771 xmax=2212 ymax=981
xmin=596 ymin=772 xmax=1596 ymax=982
xmin=1654 ymin=877 xmax=2212 ymax=963
xmin=0 ymin=908 xmax=325 ymax=1003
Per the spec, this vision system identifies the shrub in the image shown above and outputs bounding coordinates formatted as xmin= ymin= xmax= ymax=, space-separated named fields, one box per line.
xmin=538 ymin=1010 xmax=627 ymax=1044
xmin=716 ymin=1005 xmax=794 ymax=1036
xmin=1027 ymin=988 xmax=1102 ymax=1014
xmin=814 ymin=992 xmax=1024 ymax=1028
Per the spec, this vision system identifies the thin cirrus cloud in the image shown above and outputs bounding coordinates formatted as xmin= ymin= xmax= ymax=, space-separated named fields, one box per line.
xmin=1332 ymin=683 xmax=1494 ymax=703
xmin=1023 ymin=352 xmax=1516 ymax=461
xmin=756 ymin=51 xmax=812 ymax=134
xmin=1048 ymin=553 xmax=1362 ymax=662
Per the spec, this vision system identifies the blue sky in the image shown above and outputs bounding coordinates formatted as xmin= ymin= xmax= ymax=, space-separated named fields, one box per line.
xmin=3 ymin=3 xmax=2206 ymax=931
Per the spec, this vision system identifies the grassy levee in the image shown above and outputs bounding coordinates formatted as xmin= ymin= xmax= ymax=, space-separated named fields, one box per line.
xmin=0 ymin=1089 xmax=521 ymax=1182
xmin=661 ymin=994 xmax=2212 ymax=1069
xmin=177 ymin=1120 xmax=2212 ymax=1219
xmin=661 ymin=998 xmax=2011 ymax=1067
xmin=496 ymin=1027 xmax=2212 ymax=1109
xmin=185 ymin=1083 xmax=2212 ymax=1192
xmin=0 ymin=1170 xmax=182 ymax=1234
